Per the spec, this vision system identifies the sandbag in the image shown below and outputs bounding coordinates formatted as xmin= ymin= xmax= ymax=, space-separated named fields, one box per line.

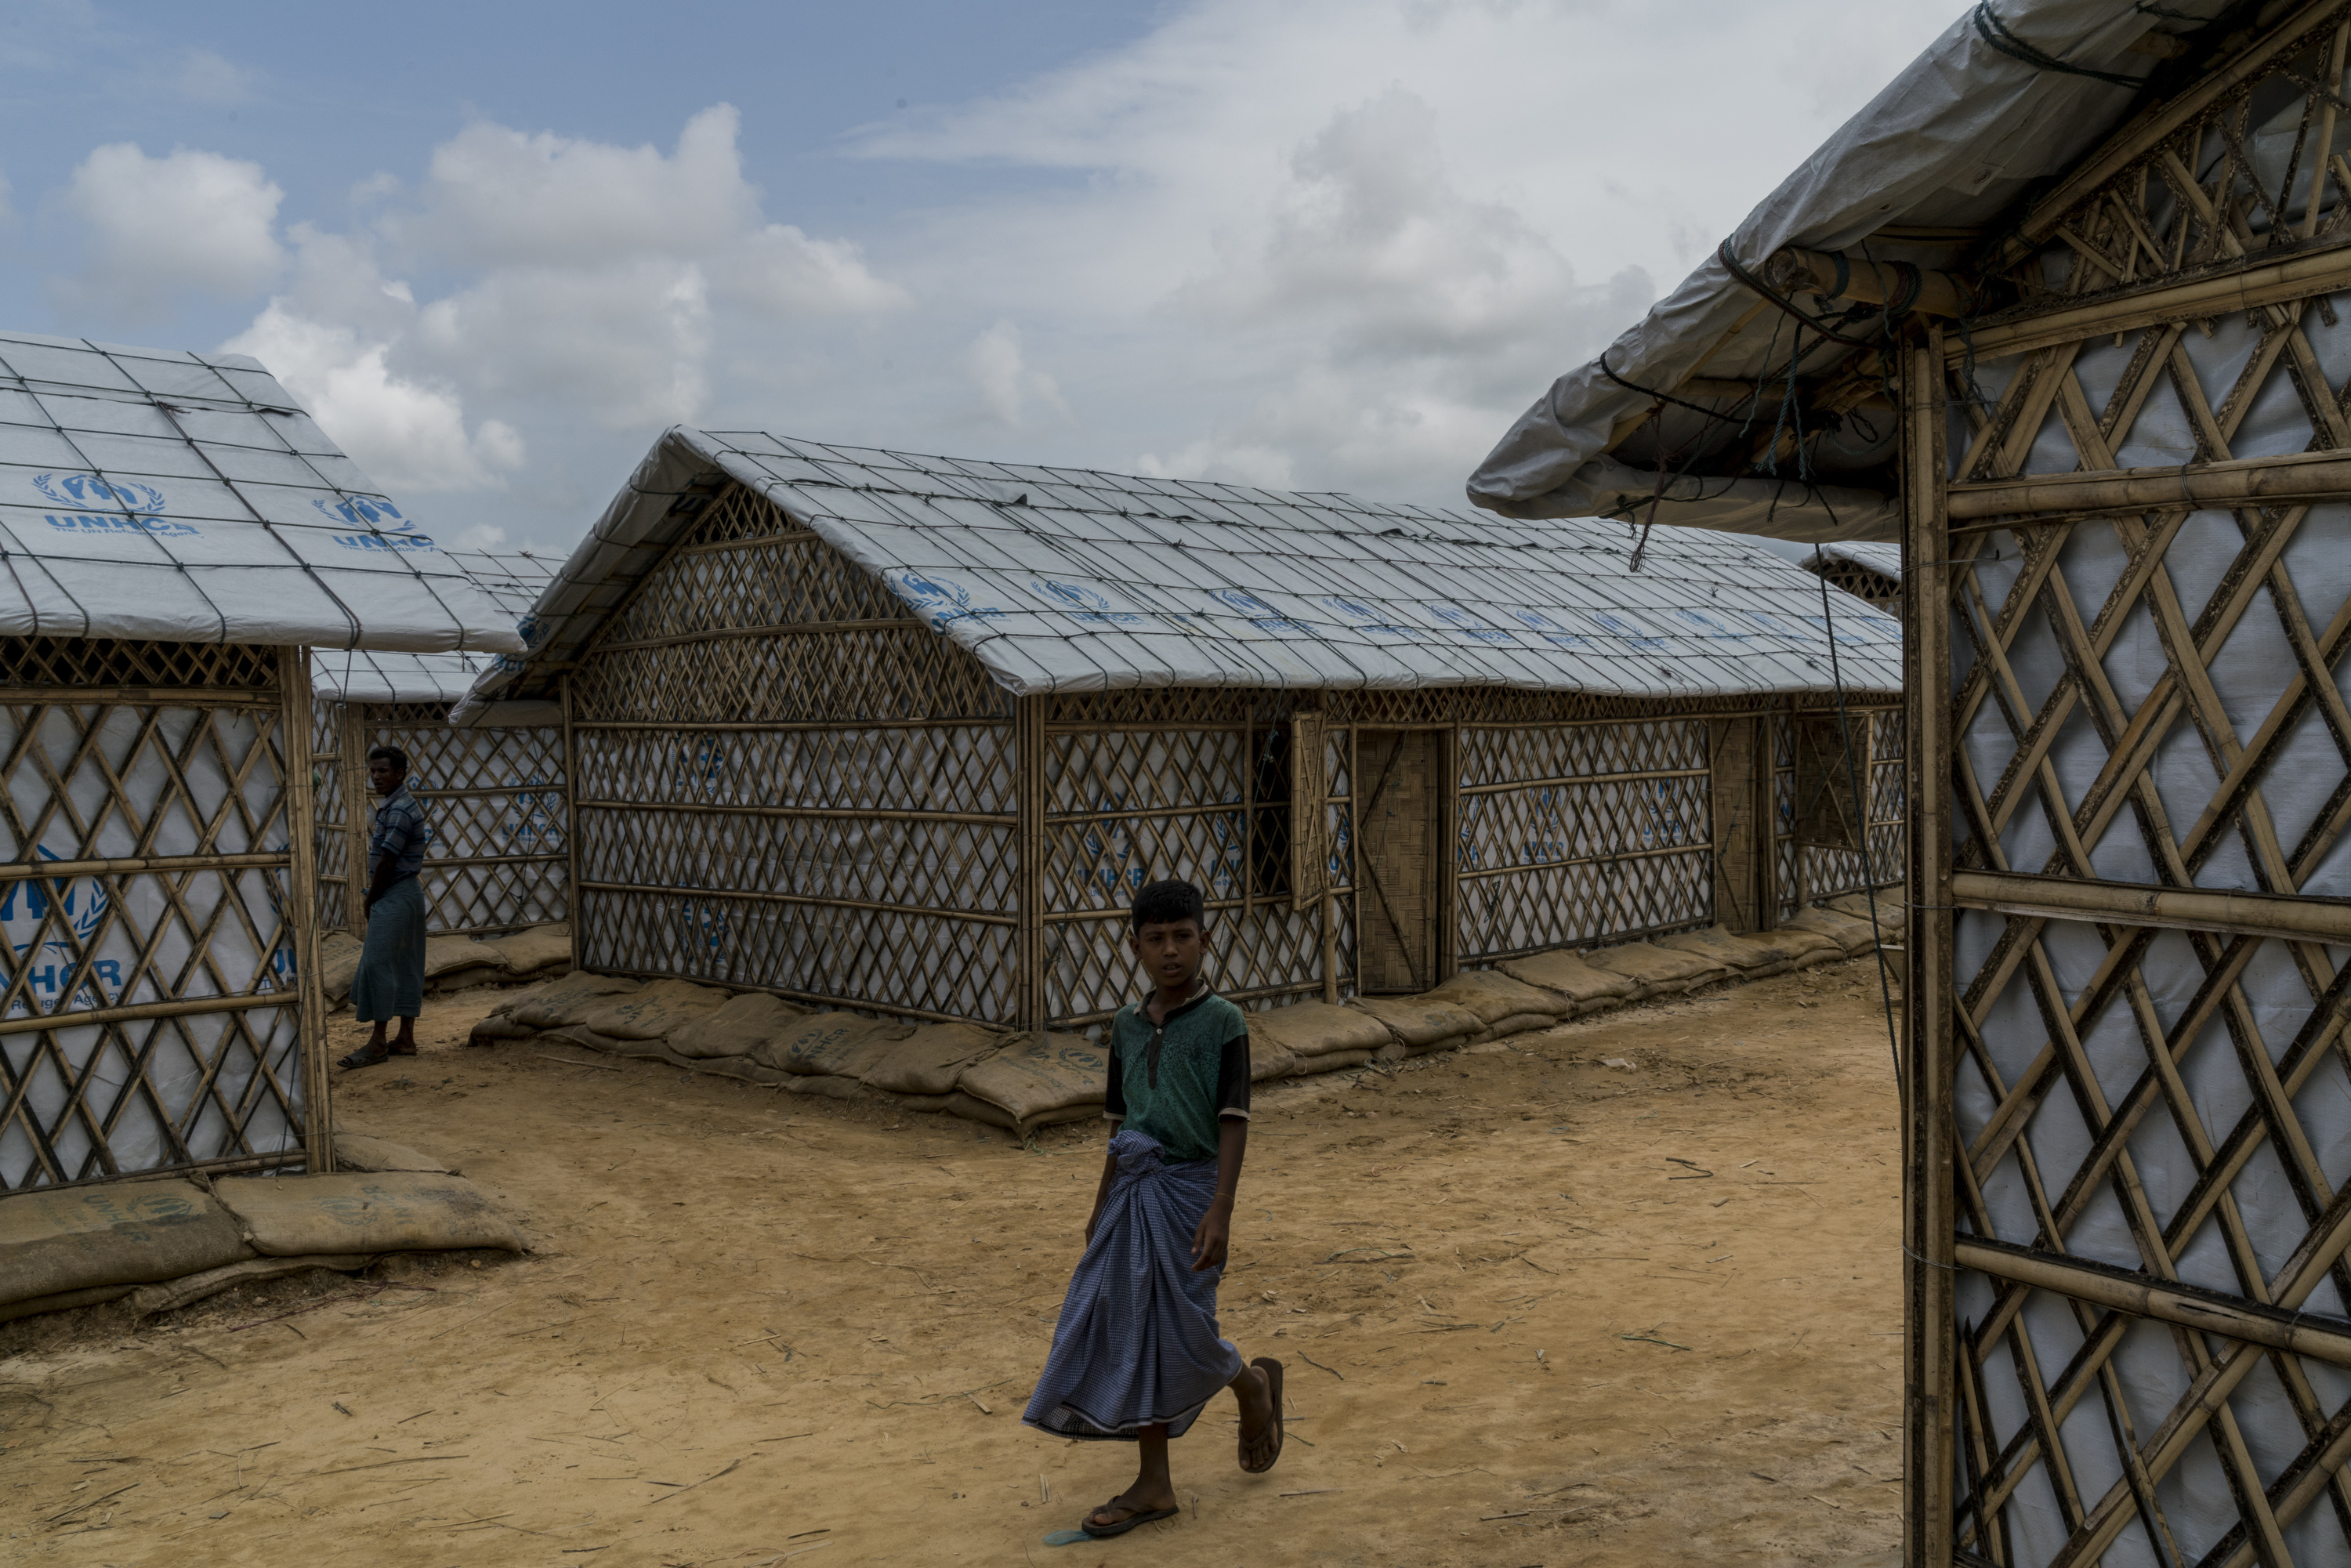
xmin=467 ymin=1014 xmax=539 ymax=1046
xmin=129 ymin=1254 xmax=375 ymax=1318
xmin=502 ymin=972 xmax=641 ymax=1030
xmin=333 ymin=1131 xmax=458 ymax=1175
xmin=754 ymin=1012 xmax=916 ymax=1077
xmin=1824 ymin=886 xmax=1904 ymax=927
xmin=480 ymin=924 xmax=571 ymax=975
xmin=1246 ymin=1001 xmax=1392 ymax=1059
xmin=1423 ymin=969 xmax=1570 ymax=1025
xmin=1349 ymin=995 xmax=1483 ymax=1048
xmin=955 ymin=1034 xmax=1110 ymax=1128
xmin=668 ymin=991 xmax=808 ymax=1060
xmin=1288 ymin=1047 xmax=1375 ymax=1076
xmin=860 ymin=1021 xmax=1014 ymax=1095
xmin=0 ymin=1284 xmax=136 ymax=1323
xmin=1581 ymin=941 xmax=1730 ymax=1000
xmin=1781 ymin=906 xmax=1879 ymax=958
xmin=1476 ymin=1012 xmax=1560 ymax=1041
xmin=428 ymin=963 xmax=507 ymax=993
xmin=658 ymin=1048 xmax=795 ymax=1088
xmin=783 ymin=1073 xmax=866 ymax=1099
xmin=1655 ymin=925 xmax=1834 ymax=980
xmin=213 ymin=1172 xmax=527 ymax=1257
xmin=1497 ymin=949 xmax=1639 ymax=1012
xmin=946 ymin=1092 xmax=1103 ymax=1134
xmin=1246 ymin=1030 xmax=1299 ymax=1083
xmin=423 ymin=934 xmax=498 ymax=980
xmin=319 ymin=931 xmax=364 ymax=1002
xmin=538 ymin=1023 xmax=658 ymax=1058
xmin=577 ymin=977 xmax=734 ymax=1041
xmin=0 ymin=1179 xmax=255 ymax=1305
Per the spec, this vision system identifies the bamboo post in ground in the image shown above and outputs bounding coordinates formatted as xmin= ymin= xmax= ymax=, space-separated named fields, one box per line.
xmin=341 ymin=704 xmax=368 ymax=936
xmin=562 ymin=672 xmax=581 ymax=944
xmin=1322 ymin=888 xmax=1339 ymax=1005
xmin=1901 ymin=325 xmax=1954 ymax=1568
xmin=278 ymin=646 xmax=334 ymax=1175
xmin=1017 ymin=693 xmax=1047 ymax=1037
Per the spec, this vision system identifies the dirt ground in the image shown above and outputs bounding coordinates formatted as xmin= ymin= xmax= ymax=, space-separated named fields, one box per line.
xmin=0 ymin=958 xmax=1907 ymax=1567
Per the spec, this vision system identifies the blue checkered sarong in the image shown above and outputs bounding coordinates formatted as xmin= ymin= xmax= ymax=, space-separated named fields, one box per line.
xmin=1023 ymin=1128 xmax=1244 ymax=1441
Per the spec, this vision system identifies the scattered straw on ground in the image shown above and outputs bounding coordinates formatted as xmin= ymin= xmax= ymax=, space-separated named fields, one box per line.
xmin=0 ymin=958 xmax=1903 ymax=1566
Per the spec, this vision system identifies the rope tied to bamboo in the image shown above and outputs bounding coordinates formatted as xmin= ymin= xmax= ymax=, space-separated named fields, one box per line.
xmin=1972 ymin=2 xmax=2149 ymax=88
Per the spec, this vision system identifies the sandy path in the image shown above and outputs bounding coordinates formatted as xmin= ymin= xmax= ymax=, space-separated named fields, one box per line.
xmin=0 ymin=958 xmax=1905 ymax=1566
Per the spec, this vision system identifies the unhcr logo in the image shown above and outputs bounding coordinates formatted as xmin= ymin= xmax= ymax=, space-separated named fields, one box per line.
xmin=1029 ymin=578 xmax=1141 ymax=625
xmin=1 ymin=846 xmax=120 ymax=1016
xmin=32 ymin=473 xmax=196 ymax=538
xmin=330 ymin=533 xmax=438 ymax=552
xmin=313 ymin=494 xmax=414 ymax=529
xmin=889 ymin=570 xmax=1004 ymax=625
xmin=1207 ymin=586 xmax=1309 ymax=635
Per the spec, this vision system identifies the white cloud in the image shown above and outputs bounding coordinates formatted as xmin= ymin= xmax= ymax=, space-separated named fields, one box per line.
xmin=62 ymin=143 xmax=283 ymax=317
xmin=417 ymin=260 xmax=714 ymax=429
xmin=223 ymin=303 xmax=526 ymax=494
xmin=962 ymin=319 xmax=1065 ymax=429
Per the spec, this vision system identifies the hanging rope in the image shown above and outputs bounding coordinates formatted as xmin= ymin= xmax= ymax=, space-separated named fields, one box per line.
xmin=1717 ymin=241 xmax=1887 ymax=349
xmin=1972 ymin=2 xmax=2147 ymax=88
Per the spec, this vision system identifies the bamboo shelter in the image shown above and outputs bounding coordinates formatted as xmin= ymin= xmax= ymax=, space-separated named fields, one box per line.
xmin=0 ymin=331 xmax=523 ymax=1191
xmin=1802 ymin=541 xmax=1902 ymax=610
xmin=311 ymin=549 xmax=566 ymax=937
xmin=455 ymin=429 xmax=1901 ymax=1035
xmin=1469 ymin=2 xmax=2351 ymax=1562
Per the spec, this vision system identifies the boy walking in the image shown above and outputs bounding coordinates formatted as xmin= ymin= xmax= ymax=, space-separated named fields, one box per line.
xmin=1023 ymin=878 xmax=1283 ymax=1538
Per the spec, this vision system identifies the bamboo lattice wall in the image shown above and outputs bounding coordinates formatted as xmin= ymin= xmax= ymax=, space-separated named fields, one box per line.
xmin=1904 ymin=20 xmax=2351 ymax=1559
xmin=0 ymin=637 xmax=328 ymax=1190
xmin=313 ymin=701 xmax=567 ymax=936
xmin=567 ymin=483 xmax=1900 ymax=1037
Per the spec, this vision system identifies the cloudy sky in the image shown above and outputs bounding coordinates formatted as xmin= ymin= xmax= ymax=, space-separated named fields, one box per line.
xmin=0 ymin=0 xmax=1965 ymax=554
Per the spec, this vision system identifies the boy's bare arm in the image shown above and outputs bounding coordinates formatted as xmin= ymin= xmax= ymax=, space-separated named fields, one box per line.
xmin=1083 ymin=1145 xmax=1118 ymax=1245
xmin=1190 ymin=1118 xmax=1247 ymax=1271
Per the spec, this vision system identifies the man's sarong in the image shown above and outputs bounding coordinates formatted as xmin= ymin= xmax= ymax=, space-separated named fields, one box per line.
xmin=350 ymin=875 xmax=426 ymax=1023
xmin=1023 ymin=1128 xmax=1244 ymax=1441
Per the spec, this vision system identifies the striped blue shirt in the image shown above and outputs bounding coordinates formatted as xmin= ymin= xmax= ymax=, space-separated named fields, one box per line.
xmin=370 ymin=784 xmax=430 ymax=882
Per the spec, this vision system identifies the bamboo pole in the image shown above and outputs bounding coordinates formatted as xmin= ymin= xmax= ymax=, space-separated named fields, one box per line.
xmin=592 ymin=618 xmax=923 ymax=655
xmin=1017 ymin=693 xmax=1047 ymax=1035
xmin=1438 ymin=726 xmax=1459 ymax=985
xmin=1951 ymin=869 xmax=2351 ymax=943
xmin=1902 ymin=326 xmax=1955 ymax=1568
xmin=1956 ymin=1237 xmax=2351 ymax=1369
xmin=0 ymin=986 xmax=309 ymax=1039
xmin=1454 ymin=840 xmax=1708 ymax=880
xmin=1323 ymin=888 xmax=1339 ymax=1005
xmin=571 ymin=798 xmax=1016 ymax=826
xmin=1953 ymin=235 xmax=2351 ymax=363
xmin=342 ymin=704 xmax=368 ymax=937
xmin=577 ymin=716 xmax=1008 ymax=733
xmin=278 ymin=647 xmax=333 ymax=1175
xmin=1996 ymin=0 xmax=2349 ymax=266
xmin=1458 ymin=764 xmax=1709 ymax=795
xmin=562 ymin=672 xmax=581 ymax=939
xmin=2307 ymin=23 xmax=2351 ymax=239
xmin=1948 ymin=447 xmax=2351 ymax=520
xmin=1762 ymin=247 xmax=1987 ymax=320
xmin=0 ymin=851 xmax=288 ymax=882
xmin=571 ymin=881 xmax=1015 ymax=925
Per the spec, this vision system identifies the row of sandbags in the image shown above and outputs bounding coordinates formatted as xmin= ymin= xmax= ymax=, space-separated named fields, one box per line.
xmin=0 ymin=1144 xmax=525 ymax=1321
xmin=471 ymin=890 xmax=1902 ymax=1139
xmin=318 ymin=922 xmax=572 ymax=1007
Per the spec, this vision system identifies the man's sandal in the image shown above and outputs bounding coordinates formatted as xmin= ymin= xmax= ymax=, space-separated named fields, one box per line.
xmin=389 ymin=1040 xmax=418 ymax=1056
xmin=339 ymin=1042 xmax=393 ymax=1070
xmin=1241 ymin=1356 xmax=1284 ymax=1474
xmin=1081 ymin=1497 xmax=1179 ymax=1538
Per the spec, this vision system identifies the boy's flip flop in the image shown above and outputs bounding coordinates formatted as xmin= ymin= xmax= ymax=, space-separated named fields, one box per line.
xmin=1080 ymin=1497 xmax=1179 ymax=1538
xmin=1241 ymin=1356 xmax=1284 ymax=1474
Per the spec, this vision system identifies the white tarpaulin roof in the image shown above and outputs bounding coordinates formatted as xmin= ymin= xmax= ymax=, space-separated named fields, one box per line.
xmin=1464 ymin=0 xmax=2238 ymax=541
xmin=455 ymin=426 xmax=1898 ymax=722
xmin=0 ymin=331 xmax=527 ymax=651
xmin=311 ymin=550 xmax=556 ymax=704
xmin=1813 ymin=540 xmax=1903 ymax=582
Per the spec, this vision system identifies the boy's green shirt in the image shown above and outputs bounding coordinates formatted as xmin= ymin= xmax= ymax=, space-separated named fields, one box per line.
xmin=1103 ymin=987 xmax=1252 ymax=1163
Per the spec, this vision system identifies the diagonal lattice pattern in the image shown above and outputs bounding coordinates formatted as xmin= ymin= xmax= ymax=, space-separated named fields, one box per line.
xmin=0 ymin=688 xmax=304 ymax=1190
xmin=1936 ymin=138 xmax=2351 ymax=1559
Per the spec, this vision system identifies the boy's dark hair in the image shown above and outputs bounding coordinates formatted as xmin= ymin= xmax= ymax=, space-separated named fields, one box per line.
xmin=1132 ymin=878 xmax=1206 ymax=931
xmin=368 ymin=744 xmax=409 ymax=774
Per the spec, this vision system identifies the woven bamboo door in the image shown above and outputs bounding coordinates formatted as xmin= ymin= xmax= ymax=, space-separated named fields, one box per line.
xmin=1709 ymin=716 xmax=1765 ymax=935
xmin=1907 ymin=181 xmax=2351 ymax=1563
xmin=1356 ymin=729 xmax=1441 ymax=993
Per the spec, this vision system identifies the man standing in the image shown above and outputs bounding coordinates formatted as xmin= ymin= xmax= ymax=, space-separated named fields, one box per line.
xmin=340 ymin=744 xmax=431 ymax=1069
